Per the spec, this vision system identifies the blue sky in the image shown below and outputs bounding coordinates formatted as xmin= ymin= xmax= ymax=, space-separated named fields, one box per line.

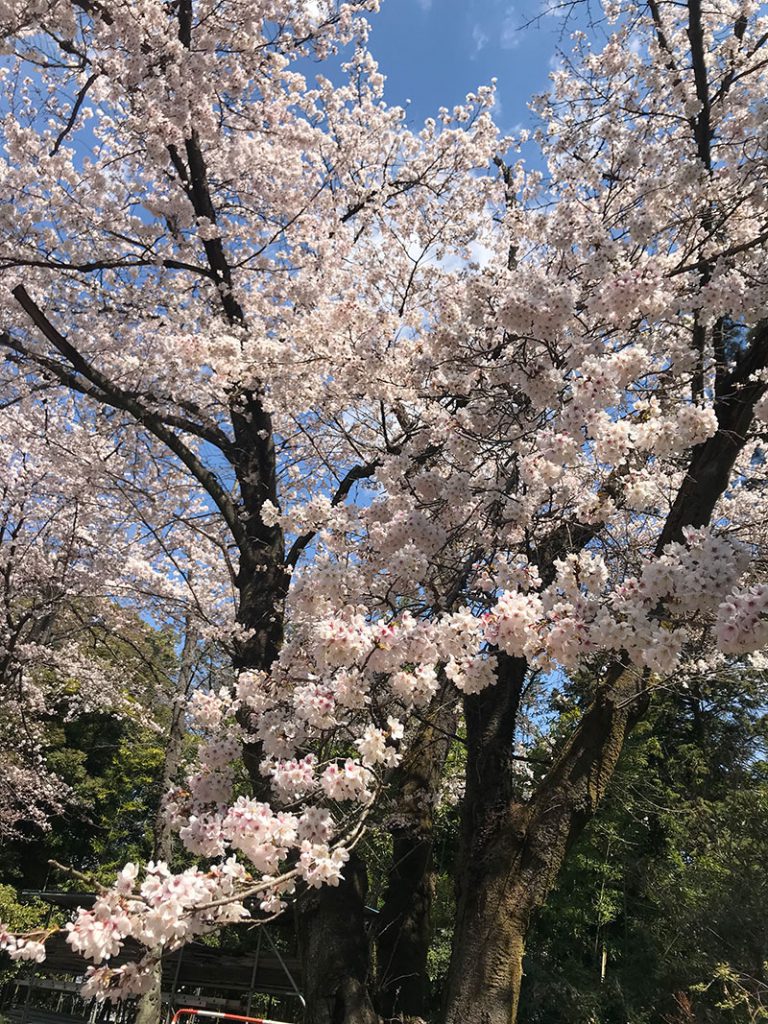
xmin=367 ymin=0 xmax=587 ymax=135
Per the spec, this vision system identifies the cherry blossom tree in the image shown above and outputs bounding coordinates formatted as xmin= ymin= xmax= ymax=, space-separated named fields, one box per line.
xmin=0 ymin=0 xmax=502 ymax=1015
xmin=0 ymin=1 xmax=767 ymax=1023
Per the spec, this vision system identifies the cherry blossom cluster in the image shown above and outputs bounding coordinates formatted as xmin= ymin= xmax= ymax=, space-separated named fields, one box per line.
xmin=2 ymin=859 xmax=255 ymax=999
xmin=68 ymin=861 xmax=250 ymax=956
xmin=717 ymin=586 xmax=768 ymax=654
xmin=484 ymin=531 xmax=755 ymax=675
xmin=0 ymin=930 xmax=47 ymax=964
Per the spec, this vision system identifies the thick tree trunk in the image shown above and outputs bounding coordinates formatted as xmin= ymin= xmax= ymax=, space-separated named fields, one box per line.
xmin=443 ymin=662 xmax=646 ymax=1024
xmin=375 ymin=695 xmax=457 ymax=1019
xmin=442 ymin=654 xmax=528 ymax=1024
xmin=296 ymin=853 xmax=379 ymax=1024
xmin=134 ymin=971 xmax=163 ymax=1024
xmin=375 ymin=833 xmax=433 ymax=1019
xmin=444 ymin=867 xmax=527 ymax=1024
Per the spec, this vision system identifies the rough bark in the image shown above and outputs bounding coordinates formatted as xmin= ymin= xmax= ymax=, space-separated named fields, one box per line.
xmin=444 ymin=867 xmax=527 ymax=1024
xmin=375 ymin=695 xmax=457 ymax=1019
xmin=296 ymin=852 xmax=379 ymax=1024
xmin=442 ymin=654 xmax=529 ymax=1024
xmin=134 ymin=964 xmax=164 ymax=1024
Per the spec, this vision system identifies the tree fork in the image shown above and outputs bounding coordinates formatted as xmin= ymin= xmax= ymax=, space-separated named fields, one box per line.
xmin=443 ymin=665 xmax=647 ymax=1024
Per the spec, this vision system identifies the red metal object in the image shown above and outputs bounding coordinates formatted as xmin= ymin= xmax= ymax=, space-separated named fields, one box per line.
xmin=170 ymin=1010 xmax=294 ymax=1024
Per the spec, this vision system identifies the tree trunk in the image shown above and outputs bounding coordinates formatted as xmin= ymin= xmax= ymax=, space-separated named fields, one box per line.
xmin=297 ymin=852 xmax=379 ymax=1024
xmin=375 ymin=694 xmax=457 ymax=1019
xmin=375 ymin=833 xmax=433 ymax=1019
xmin=443 ymin=865 xmax=527 ymax=1024
xmin=134 ymin=971 xmax=164 ymax=1024
xmin=442 ymin=653 xmax=527 ymax=1024
xmin=443 ymin=662 xmax=646 ymax=1024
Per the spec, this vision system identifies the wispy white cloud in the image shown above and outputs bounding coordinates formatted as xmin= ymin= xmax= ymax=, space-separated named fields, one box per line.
xmin=627 ymin=33 xmax=643 ymax=56
xmin=304 ymin=0 xmax=330 ymax=25
xmin=500 ymin=5 xmax=520 ymax=50
xmin=433 ymin=239 xmax=498 ymax=274
xmin=415 ymin=0 xmax=433 ymax=10
xmin=538 ymin=0 xmax=567 ymax=17
xmin=471 ymin=22 xmax=489 ymax=56
xmin=470 ymin=4 xmax=519 ymax=57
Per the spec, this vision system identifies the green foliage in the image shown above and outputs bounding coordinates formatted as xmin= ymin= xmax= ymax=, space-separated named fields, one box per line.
xmin=0 ymin=711 xmax=169 ymax=892
xmin=518 ymin=669 xmax=768 ymax=1024
xmin=427 ymin=791 xmax=461 ymax=988
xmin=0 ymin=885 xmax=47 ymax=933
xmin=0 ymin=886 xmax=49 ymax=983
xmin=693 ymin=963 xmax=768 ymax=1023
xmin=0 ymin=614 xmax=180 ymax=891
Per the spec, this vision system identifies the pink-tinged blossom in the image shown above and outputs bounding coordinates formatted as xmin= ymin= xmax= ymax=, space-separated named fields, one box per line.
xmin=66 ymin=901 xmax=133 ymax=962
xmin=81 ymin=962 xmax=154 ymax=1003
xmin=270 ymin=754 xmax=317 ymax=801
xmin=298 ymin=806 xmax=335 ymax=843
xmin=390 ymin=664 xmax=439 ymax=706
xmin=320 ymin=760 xmax=372 ymax=803
xmin=222 ymin=798 xmax=297 ymax=873
xmin=485 ymin=592 xmax=544 ymax=659
xmin=0 ymin=933 xmax=47 ymax=963
xmin=298 ymin=841 xmax=350 ymax=888
xmin=356 ymin=725 xmax=400 ymax=767
xmin=717 ymin=586 xmax=768 ymax=654
xmin=314 ymin=613 xmax=372 ymax=668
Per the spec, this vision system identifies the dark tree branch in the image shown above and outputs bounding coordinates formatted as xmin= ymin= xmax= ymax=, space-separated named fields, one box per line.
xmin=656 ymin=319 xmax=768 ymax=551
xmin=687 ymin=0 xmax=712 ymax=170
xmin=70 ymin=0 xmax=114 ymax=26
xmin=50 ymin=72 xmax=98 ymax=155
xmin=7 ymin=286 xmax=249 ymax=554
xmin=647 ymin=0 xmax=677 ymax=73
xmin=286 ymin=461 xmax=379 ymax=567
xmin=0 ymin=256 xmax=217 ymax=280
